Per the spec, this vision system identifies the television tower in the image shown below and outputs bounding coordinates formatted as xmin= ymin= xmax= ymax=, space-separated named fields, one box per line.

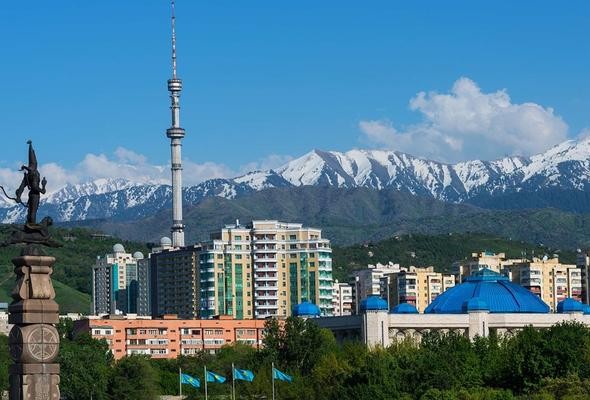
xmin=166 ymin=0 xmax=185 ymax=247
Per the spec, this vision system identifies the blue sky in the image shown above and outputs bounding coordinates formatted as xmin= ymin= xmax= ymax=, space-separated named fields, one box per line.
xmin=1 ymin=1 xmax=589 ymax=187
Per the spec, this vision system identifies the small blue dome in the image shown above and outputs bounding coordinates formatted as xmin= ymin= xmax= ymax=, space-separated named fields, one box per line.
xmin=425 ymin=268 xmax=550 ymax=314
xmin=557 ymin=298 xmax=584 ymax=313
xmin=292 ymin=301 xmax=321 ymax=317
xmin=391 ymin=303 xmax=419 ymax=314
xmin=462 ymin=297 xmax=489 ymax=312
xmin=361 ymin=296 xmax=388 ymax=311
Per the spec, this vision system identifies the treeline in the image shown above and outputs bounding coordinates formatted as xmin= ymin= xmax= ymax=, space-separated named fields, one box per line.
xmin=3 ymin=319 xmax=590 ymax=399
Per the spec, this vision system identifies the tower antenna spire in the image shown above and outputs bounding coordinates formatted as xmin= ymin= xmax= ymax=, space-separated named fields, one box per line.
xmin=166 ymin=0 xmax=185 ymax=248
xmin=171 ymin=0 xmax=177 ymax=79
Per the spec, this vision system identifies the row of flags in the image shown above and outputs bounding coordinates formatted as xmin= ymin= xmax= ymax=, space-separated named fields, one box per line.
xmin=180 ymin=365 xmax=293 ymax=388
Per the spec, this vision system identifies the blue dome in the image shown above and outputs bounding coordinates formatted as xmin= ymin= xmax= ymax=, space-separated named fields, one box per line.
xmin=391 ymin=303 xmax=419 ymax=314
xmin=360 ymin=296 xmax=388 ymax=311
xmin=557 ymin=298 xmax=584 ymax=313
xmin=292 ymin=301 xmax=321 ymax=317
xmin=463 ymin=297 xmax=489 ymax=312
xmin=425 ymin=268 xmax=550 ymax=314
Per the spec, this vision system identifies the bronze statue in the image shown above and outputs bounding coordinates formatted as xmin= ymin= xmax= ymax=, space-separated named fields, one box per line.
xmin=16 ymin=140 xmax=47 ymax=226
xmin=0 ymin=141 xmax=60 ymax=248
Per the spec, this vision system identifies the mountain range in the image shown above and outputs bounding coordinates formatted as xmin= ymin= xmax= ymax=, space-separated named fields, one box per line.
xmin=2 ymin=137 xmax=590 ymax=224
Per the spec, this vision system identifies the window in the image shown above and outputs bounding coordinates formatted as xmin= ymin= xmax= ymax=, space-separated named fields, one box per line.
xmin=235 ymin=235 xmax=242 ymax=241
xmin=217 ymin=254 xmax=223 ymax=259
xmin=236 ymin=254 xmax=242 ymax=259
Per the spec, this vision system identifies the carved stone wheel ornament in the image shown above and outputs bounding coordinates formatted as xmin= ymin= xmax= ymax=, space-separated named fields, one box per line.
xmin=8 ymin=325 xmax=59 ymax=363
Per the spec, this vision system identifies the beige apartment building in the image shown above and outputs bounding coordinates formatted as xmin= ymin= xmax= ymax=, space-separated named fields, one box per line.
xmin=199 ymin=220 xmax=333 ymax=319
xmin=332 ymin=280 xmax=353 ymax=316
xmin=389 ymin=266 xmax=455 ymax=312
xmin=452 ymin=251 xmax=526 ymax=282
xmin=504 ymin=257 xmax=582 ymax=311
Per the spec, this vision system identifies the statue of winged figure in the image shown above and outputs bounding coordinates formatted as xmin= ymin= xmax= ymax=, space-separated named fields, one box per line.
xmin=0 ymin=141 xmax=60 ymax=248
xmin=15 ymin=140 xmax=47 ymax=226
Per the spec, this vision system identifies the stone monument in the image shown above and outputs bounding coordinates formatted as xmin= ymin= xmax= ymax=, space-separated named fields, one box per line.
xmin=1 ymin=141 xmax=61 ymax=400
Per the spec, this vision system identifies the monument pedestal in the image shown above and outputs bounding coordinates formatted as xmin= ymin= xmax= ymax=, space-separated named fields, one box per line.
xmin=8 ymin=255 xmax=60 ymax=400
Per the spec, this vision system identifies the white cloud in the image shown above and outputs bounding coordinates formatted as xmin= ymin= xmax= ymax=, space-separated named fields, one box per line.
xmin=359 ymin=77 xmax=569 ymax=162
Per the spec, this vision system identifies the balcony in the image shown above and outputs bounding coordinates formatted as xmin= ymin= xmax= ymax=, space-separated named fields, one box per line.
xmin=255 ymin=275 xmax=278 ymax=282
xmin=255 ymin=284 xmax=278 ymax=291
xmin=256 ymin=303 xmax=279 ymax=310
xmin=254 ymin=265 xmax=276 ymax=272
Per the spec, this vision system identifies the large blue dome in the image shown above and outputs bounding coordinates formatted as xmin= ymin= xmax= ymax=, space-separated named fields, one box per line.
xmin=425 ymin=268 xmax=550 ymax=314
xmin=360 ymin=296 xmax=388 ymax=311
xmin=292 ymin=301 xmax=321 ymax=317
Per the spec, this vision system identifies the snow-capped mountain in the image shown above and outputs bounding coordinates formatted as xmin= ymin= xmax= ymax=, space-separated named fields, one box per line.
xmin=2 ymin=137 xmax=590 ymax=223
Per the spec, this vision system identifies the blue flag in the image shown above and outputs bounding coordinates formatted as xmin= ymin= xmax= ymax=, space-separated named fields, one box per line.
xmin=272 ymin=367 xmax=293 ymax=383
xmin=181 ymin=373 xmax=201 ymax=388
xmin=206 ymin=370 xmax=226 ymax=383
xmin=233 ymin=367 xmax=255 ymax=382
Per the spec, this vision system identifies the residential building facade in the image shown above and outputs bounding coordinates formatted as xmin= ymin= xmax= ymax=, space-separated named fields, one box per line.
xmin=452 ymin=251 xmax=526 ymax=283
xmin=150 ymin=242 xmax=201 ymax=319
xmin=92 ymin=244 xmax=144 ymax=315
xmin=389 ymin=266 xmax=455 ymax=312
xmin=200 ymin=220 xmax=333 ymax=319
xmin=504 ymin=257 xmax=582 ymax=311
xmin=350 ymin=262 xmax=402 ymax=312
xmin=75 ymin=315 xmax=267 ymax=360
xmin=332 ymin=280 xmax=353 ymax=316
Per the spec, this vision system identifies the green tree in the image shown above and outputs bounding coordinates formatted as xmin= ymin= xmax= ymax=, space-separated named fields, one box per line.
xmin=109 ymin=356 xmax=159 ymax=400
xmin=59 ymin=333 xmax=112 ymax=400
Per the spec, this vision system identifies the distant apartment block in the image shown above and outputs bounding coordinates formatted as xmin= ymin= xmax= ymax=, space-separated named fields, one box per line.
xmin=350 ymin=262 xmax=403 ymax=312
xmin=504 ymin=257 xmax=582 ymax=311
xmin=75 ymin=315 xmax=267 ymax=360
xmin=332 ymin=280 xmax=353 ymax=316
xmin=349 ymin=263 xmax=454 ymax=313
xmin=92 ymin=245 xmax=145 ymax=315
xmin=452 ymin=251 xmax=526 ymax=282
xmin=389 ymin=266 xmax=455 ymax=312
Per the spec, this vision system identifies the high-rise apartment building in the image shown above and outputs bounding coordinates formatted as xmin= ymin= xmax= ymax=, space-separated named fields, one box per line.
xmin=92 ymin=245 xmax=144 ymax=315
xmin=201 ymin=220 xmax=333 ymax=318
xmin=389 ymin=266 xmax=455 ymax=312
xmin=150 ymin=240 xmax=201 ymax=319
xmin=504 ymin=257 xmax=582 ymax=311
xmin=332 ymin=280 xmax=353 ymax=316
xmin=150 ymin=220 xmax=333 ymax=319
xmin=137 ymin=256 xmax=151 ymax=316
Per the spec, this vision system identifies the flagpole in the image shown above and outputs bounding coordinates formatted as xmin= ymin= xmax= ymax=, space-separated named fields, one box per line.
xmin=179 ymin=367 xmax=182 ymax=399
xmin=232 ymin=363 xmax=236 ymax=400
xmin=204 ymin=366 xmax=208 ymax=400
xmin=272 ymin=362 xmax=276 ymax=400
